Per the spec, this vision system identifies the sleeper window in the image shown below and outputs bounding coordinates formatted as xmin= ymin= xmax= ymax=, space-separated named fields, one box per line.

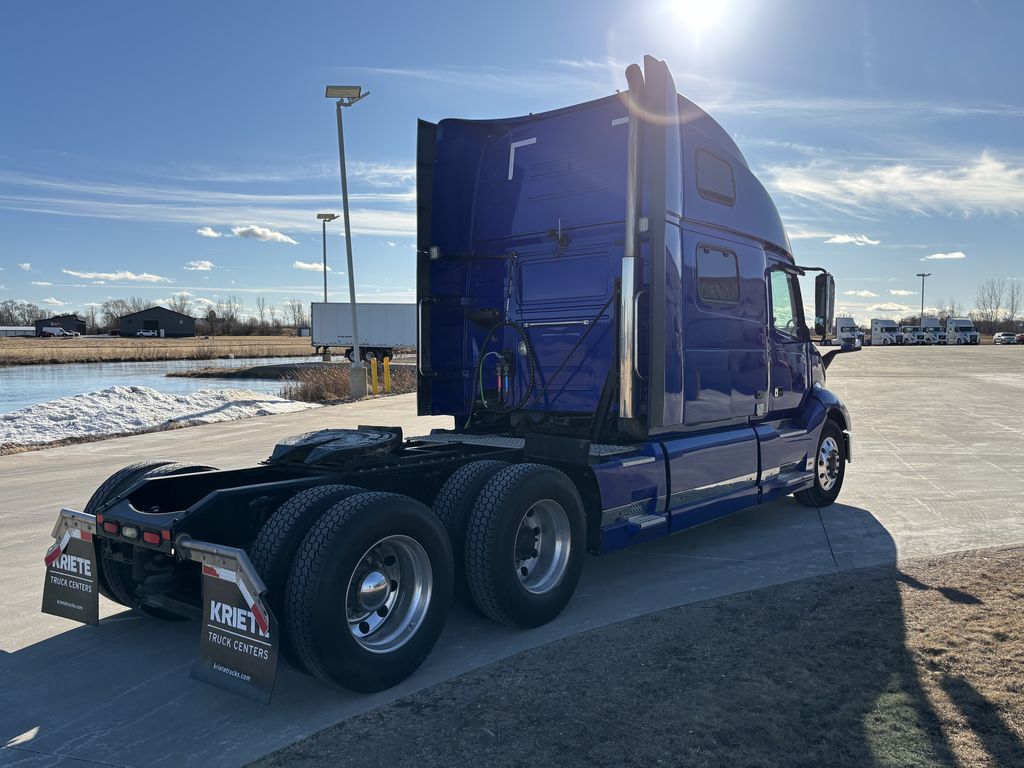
xmin=696 ymin=248 xmax=739 ymax=304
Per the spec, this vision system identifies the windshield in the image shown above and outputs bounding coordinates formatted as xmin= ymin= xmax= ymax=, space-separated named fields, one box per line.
xmin=925 ymin=327 xmax=941 ymax=333
xmin=839 ymin=326 xmax=857 ymax=332
xmin=881 ymin=327 xmax=897 ymax=333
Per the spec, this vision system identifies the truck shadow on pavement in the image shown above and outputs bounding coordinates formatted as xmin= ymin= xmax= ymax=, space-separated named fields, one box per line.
xmin=3 ymin=500 xmax=1018 ymax=767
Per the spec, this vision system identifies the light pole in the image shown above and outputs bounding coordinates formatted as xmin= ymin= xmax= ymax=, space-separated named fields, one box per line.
xmin=316 ymin=213 xmax=338 ymax=303
xmin=316 ymin=213 xmax=338 ymax=362
xmin=325 ymin=84 xmax=369 ymax=397
xmin=916 ymin=272 xmax=932 ymax=323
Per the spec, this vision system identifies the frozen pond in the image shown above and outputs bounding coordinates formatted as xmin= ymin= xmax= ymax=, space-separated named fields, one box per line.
xmin=0 ymin=356 xmax=312 ymax=414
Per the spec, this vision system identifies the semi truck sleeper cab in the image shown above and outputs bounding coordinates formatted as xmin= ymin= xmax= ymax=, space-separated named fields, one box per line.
xmin=42 ymin=55 xmax=858 ymax=700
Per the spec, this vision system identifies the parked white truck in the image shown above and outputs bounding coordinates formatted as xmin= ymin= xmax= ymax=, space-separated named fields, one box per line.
xmin=945 ymin=317 xmax=980 ymax=345
xmin=869 ymin=319 xmax=900 ymax=346
xmin=900 ymin=325 xmax=926 ymax=345
xmin=311 ymin=302 xmax=416 ymax=361
xmin=824 ymin=317 xmax=863 ymax=346
xmin=921 ymin=317 xmax=947 ymax=345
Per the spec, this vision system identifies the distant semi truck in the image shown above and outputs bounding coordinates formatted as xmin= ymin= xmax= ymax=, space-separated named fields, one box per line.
xmin=824 ymin=317 xmax=863 ymax=346
xmin=311 ymin=302 xmax=416 ymax=361
xmin=869 ymin=319 xmax=900 ymax=346
xmin=900 ymin=325 xmax=926 ymax=345
xmin=945 ymin=317 xmax=980 ymax=345
xmin=921 ymin=317 xmax=947 ymax=345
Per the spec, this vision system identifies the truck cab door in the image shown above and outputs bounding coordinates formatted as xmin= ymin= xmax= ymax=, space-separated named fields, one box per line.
xmin=767 ymin=265 xmax=810 ymax=418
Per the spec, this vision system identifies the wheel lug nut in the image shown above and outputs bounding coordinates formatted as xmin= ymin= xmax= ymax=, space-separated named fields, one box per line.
xmin=531 ymin=550 xmax=538 ymax=558
xmin=359 ymin=621 xmax=370 ymax=634
xmin=377 ymin=605 xmax=388 ymax=618
xmin=533 ymin=527 xmax=540 ymax=535
xmin=520 ymin=566 xmax=528 ymax=577
xmin=390 ymin=580 xmax=398 ymax=591
xmin=383 ymin=555 xmax=397 ymax=567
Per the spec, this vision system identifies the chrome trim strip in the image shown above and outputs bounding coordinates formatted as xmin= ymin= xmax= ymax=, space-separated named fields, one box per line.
xmin=620 ymin=67 xmax=643 ymax=421
xmin=522 ymin=319 xmax=592 ymax=328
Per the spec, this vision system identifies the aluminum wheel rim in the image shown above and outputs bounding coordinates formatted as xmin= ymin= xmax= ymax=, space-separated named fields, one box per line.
xmin=513 ymin=499 xmax=571 ymax=595
xmin=817 ymin=436 xmax=841 ymax=492
xmin=345 ymin=535 xmax=432 ymax=654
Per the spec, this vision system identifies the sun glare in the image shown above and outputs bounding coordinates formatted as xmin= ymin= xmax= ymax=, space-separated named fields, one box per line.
xmin=673 ymin=0 xmax=727 ymax=34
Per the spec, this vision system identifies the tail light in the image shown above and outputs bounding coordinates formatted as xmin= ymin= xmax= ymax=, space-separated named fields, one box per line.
xmin=142 ymin=531 xmax=161 ymax=545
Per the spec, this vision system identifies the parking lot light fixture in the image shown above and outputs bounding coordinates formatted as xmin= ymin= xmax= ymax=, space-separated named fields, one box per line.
xmin=316 ymin=213 xmax=339 ymax=304
xmin=325 ymin=84 xmax=369 ymax=397
xmin=916 ymin=272 xmax=932 ymax=322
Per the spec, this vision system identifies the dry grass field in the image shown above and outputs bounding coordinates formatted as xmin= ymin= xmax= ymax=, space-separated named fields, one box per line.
xmin=257 ymin=547 xmax=1024 ymax=768
xmin=0 ymin=335 xmax=314 ymax=365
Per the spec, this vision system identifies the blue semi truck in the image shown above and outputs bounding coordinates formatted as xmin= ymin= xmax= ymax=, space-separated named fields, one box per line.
xmin=42 ymin=56 xmax=858 ymax=700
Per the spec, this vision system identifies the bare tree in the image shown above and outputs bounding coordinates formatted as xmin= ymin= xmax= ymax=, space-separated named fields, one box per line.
xmin=1006 ymin=279 xmax=1022 ymax=326
xmin=255 ymin=296 xmax=267 ymax=329
xmin=167 ymin=294 xmax=193 ymax=316
xmin=0 ymin=300 xmax=47 ymax=325
xmin=285 ymin=298 xmax=308 ymax=329
xmin=84 ymin=305 xmax=100 ymax=334
xmin=975 ymin=278 xmax=1006 ymax=334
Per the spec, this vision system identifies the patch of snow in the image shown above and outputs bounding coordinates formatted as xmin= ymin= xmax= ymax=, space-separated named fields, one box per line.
xmin=0 ymin=385 xmax=319 ymax=447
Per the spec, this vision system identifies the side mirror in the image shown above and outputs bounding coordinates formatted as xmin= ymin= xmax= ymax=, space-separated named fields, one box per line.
xmin=814 ymin=273 xmax=835 ymax=338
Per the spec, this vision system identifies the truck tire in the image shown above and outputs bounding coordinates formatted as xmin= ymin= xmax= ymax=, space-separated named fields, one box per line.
xmin=286 ymin=492 xmax=452 ymax=692
xmin=794 ymin=421 xmax=846 ymax=507
xmin=464 ymin=463 xmax=586 ymax=628
xmin=86 ymin=461 xmax=216 ymax=613
xmin=433 ymin=460 xmax=509 ymax=601
xmin=250 ymin=483 xmax=363 ymax=671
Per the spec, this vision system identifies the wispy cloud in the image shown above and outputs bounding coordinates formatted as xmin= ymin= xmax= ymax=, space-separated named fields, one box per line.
xmin=63 ymin=268 xmax=170 ymax=283
xmin=232 ymin=225 xmax=298 ymax=244
xmin=922 ymin=251 xmax=966 ymax=260
xmin=844 ymin=290 xmax=878 ymax=298
xmin=196 ymin=226 xmax=222 ymax=238
xmin=31 ymin=280 xmax=53 ymax=286
xmin=184 ymin=260 xmax=215 ymax=271
xmin=764 ymin=153 xmax=1024 ymax=217
xmin=826 ymin=234 xmax=880 ymax=246
xmin=293 ymin=261 xmax=330 ymax=272
xmin=0 ymin=170 xmax=416 ymax=237
xmin=18 ymin=262 xmax=31 ymax=271
xmin=42 ymin=297 xmax=65 ymax=306
xmin=889 ymin=289 xmax=916 ymax=296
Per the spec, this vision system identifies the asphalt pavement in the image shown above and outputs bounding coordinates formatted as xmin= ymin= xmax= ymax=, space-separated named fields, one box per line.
xmin=2 ymin=346 xmax=1023 ymax=767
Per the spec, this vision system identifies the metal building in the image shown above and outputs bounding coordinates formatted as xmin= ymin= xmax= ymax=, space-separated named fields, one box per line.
xmin=35 ymin=314 xmax=87 ymax=335
xmin=117 ymin=307 xmax=196 ymax=337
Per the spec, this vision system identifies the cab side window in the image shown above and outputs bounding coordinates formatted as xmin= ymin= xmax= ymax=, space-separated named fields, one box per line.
xmin=770 ymin=270 xmax=799 ymax=337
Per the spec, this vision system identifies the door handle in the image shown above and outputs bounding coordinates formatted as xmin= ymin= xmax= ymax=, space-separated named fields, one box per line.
xmin=773 ymin=387 xmax=785 ymax=397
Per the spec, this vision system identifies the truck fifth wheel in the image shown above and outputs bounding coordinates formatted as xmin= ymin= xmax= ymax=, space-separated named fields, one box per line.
xmin=41 ymin=55 xmax=860 ymax=699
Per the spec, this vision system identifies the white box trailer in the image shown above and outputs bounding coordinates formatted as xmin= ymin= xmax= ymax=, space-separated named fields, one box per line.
xmin=311 ymin=302 xmax=416 ymax=361
xmin=869 ymin=319 xmax=900 ymax=346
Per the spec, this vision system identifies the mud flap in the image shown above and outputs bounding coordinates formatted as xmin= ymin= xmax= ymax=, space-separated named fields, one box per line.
xmin=176 ymin=536 xmax=279 ymax=705
xmin=42 ymin=509 xmax=99 ymax=626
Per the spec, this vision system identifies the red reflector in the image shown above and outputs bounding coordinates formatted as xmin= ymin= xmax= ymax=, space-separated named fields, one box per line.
xmin=142 ymin=531 xmax=161 ymax=545
xmin=102 ymin=521 xmax=119 ymax=535
xmin=96 ymin=514 xmax=105 ymax=525
xmin=161 ymin=529 xmax=172 ymax=542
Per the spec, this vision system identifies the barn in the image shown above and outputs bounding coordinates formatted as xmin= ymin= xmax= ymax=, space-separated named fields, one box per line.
xmin=35 ymin=313 xmax=87 ymax=336
xmin=118 ymin=306 xmax=196 ymax=337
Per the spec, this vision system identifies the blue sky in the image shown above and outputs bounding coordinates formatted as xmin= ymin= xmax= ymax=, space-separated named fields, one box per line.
xmin=1 ymin=0 xmax=1022 ymax=323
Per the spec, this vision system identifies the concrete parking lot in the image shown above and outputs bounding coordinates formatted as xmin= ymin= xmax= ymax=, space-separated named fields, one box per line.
xmin=2 ymin=346 xmax=1023 ymax=767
